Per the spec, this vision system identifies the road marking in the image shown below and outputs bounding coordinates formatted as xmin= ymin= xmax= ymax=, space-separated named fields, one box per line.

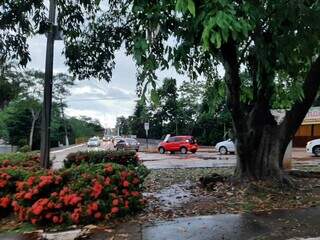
xmin=51 ymin=144 xmax=85 ymax=154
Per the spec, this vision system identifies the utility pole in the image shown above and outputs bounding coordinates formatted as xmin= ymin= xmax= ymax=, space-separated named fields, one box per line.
xmin=40 ymin=0 xmax=56 ymax=169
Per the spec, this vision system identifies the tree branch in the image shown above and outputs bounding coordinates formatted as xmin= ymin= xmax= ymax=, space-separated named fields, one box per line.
xmin=281 ymin=56 xmax=320 ymax=142
xmin=221 ymin=41 xmax=244 ymax=131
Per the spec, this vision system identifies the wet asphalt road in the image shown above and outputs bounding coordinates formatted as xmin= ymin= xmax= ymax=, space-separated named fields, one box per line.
xmin=142 ymin=207 xmax=320 ymax=240
xmin=50 ymin=142 xmax=237 ymax=170
xmin=51 ymin=143 xmax=320 ymax=171
xmin=2 ymin=207 xmax=320 ymax=239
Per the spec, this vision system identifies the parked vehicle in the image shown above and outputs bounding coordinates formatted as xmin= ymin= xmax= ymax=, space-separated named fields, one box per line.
xmin=87 ymin=137 xmax=101 ymax=147
xmin=112 ymin=136 xmax=124 ymax=145
xmin=306 ymin=139 xmax=320 ymax=156
xmin=215 ymin=139 xmax=235 ymax=154
xmin=158 ymin=135 xmax=198 ymax=154
xmin=115 ymin=138 xmax=140 ymax=152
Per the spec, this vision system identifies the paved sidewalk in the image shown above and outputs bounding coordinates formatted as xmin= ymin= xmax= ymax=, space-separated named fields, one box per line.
xmin=142 ymin=207 xmax=320 ymax=240
xmin=2 ymin=207 xmax=320 ymax=240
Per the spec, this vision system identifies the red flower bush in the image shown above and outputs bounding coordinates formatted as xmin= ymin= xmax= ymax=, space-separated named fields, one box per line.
xmin=0 ymin=150 xmax=148 ymax=225
xmin=8 ymin=163 xmax=146 ymax=226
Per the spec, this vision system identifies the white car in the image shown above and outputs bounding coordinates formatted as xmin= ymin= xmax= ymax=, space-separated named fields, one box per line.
xmin=306 ymin=139 xmax=320 ymax=156
xmin=215 ymin=139 xmax=235 ymax=154
xmin=87 ymin=137 xmax=101 ymax=147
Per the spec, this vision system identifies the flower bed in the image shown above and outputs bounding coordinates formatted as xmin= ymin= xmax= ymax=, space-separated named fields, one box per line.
xmin=0 ymin=163 xmax=146 ymax=226
xmin=64 ymin=150 xmax=140 ymax=168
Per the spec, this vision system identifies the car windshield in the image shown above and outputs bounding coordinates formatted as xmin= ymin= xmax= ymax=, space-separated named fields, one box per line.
xmin=163 ymin=134 xmax=170 ymax=142
xmin=126 ymin=139 xmax=136 ymax=144
xmin=89 ymin=138 xmax=98 ymax=141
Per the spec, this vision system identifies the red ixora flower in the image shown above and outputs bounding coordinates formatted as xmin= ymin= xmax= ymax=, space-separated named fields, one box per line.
xmin=2 ymin=160 xmax=10 ymax=167
xmin=94 ymin=212 xmax=102 ymax=219
xmin=0 ymin=179 xmax=7 ymax=188
xmin=24 ymin=192 xmax=33 ymax=200
xmin=91 ymin=181 xmax=103 ymax=199
xmin=132 ymin=177 xmax=140 ymax=185
xmin=71 ymin=208 xmax=82 ymax=223
xmin=31 ymin=198 xmax=49 ymax=215
xmin=0 ymin=196 xmax=11 ymax=208
xmin=123 ymin=181 xmax=130 ymax=188
xmin=112 ymin=199 xmax=119 ymax=206
xmin=27 ymin=176 xmax=36 ymax=186
xmin=121 ymin=171 xmax=129 ymax=178
xmin=111 ymin=207 xmax=119 ymax=214
xmin=38 ymin=175 xmax=54 ymax=188
xmin=31 ymin=218 xmax=37 ymax=224
xmin=52 ymin=216 xmax=59 ymax=224
xmin=62 ymin=193 xmax=82 ymax=206
xmin=104 ymin=177 xmax=111 ymax=185
xmin=105 ymin=164 xmax=113 ymax=173
xmin=131 ymin=191 xmax=140 ymax=197
xmin=87 ymin=202 xmax=99 ymax=216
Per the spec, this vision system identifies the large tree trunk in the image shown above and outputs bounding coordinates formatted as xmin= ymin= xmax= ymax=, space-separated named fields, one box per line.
xmin=234 ymin=123 xmax=287 ymax=180
xmin=221 ymin=40 xmax=320 ymax=182
xmin=233 ymin=102 xmax=288 ymax=180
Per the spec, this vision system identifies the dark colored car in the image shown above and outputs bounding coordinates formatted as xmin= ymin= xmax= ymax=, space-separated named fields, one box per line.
xmin=115 ymin=138 xmax=140 ymax=152
xmin=158 ymin=135 xmax=198 ymax=154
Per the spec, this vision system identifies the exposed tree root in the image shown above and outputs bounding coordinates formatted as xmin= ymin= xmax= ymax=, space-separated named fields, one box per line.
xmin=199 ymin=173 xmax=226 ymax=188
xmin=199 ymin=172 xmax=297 ymax=190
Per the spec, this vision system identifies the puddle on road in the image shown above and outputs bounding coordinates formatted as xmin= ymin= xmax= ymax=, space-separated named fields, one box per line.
xmin=144 ymin=181 xmax=195 ymax=210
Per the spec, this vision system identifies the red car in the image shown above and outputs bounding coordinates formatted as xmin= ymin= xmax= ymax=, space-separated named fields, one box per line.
xmin=158 ymin=135 xmax=198 ymax=154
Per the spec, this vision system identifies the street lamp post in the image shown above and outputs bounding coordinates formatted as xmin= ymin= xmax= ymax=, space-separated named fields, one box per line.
xmin=40 ymin=0 xmax=56 ymax=169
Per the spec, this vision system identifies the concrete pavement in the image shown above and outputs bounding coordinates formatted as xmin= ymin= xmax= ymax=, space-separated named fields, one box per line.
xmin=2 ymin=207 xmax=320 ymax=239
xmin=141 ymin=207 xmax=320 ymax=240
xmin=50 ymin=142 xmax=115 ymax=169
xmin=51 ymin=144 xmax=86 ymax=169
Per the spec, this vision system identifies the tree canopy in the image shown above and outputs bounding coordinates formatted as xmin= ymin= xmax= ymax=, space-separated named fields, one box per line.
xmin=2 ymin=0 xmax=320 ymax=180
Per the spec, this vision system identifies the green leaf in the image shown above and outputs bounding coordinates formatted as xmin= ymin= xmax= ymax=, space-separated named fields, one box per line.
xmin=202 ymin=27 xmax=211 ymax=50
xmin=175 ymin=0 xmax=187 ymax=12
xmin=216 ymin=33 xmax=222 ymax=48
xmin=187 ymin=0 xmax=196 ymax=16
xmin=210 ymin=33 xmax=222 ymax=48
xmin=150 ymin=89 xmax=160 ymax=106
xmin=221 ymin=28 xmax=229 ymax=42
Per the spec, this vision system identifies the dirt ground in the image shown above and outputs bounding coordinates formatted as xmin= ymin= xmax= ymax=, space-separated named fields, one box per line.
xmin=138 ymin=167 xmax=320 ymax=223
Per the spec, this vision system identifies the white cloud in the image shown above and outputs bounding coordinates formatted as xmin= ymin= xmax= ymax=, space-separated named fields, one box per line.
xmin=26 ymin=33 xmax=191 ymax=128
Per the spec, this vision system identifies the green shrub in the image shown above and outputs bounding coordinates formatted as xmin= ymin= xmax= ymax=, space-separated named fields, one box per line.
xmin=19 ymin=145 xmax=31 ymax=153
xmin=0 ymin=152 xmax=31 ymax=162
xmin=64 ymin=150 xmax=140 ymax=168
xmin=0 ymin=152 xmax=50 ymax=170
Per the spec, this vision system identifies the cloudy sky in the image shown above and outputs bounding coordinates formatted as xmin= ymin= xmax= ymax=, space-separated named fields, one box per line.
xmin=27 ymin=35 xmax=186 ymax=128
